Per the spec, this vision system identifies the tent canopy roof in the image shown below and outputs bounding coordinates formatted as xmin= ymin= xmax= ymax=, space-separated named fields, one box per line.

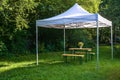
xmin=36 ymin=3 xmax=112 ymax=29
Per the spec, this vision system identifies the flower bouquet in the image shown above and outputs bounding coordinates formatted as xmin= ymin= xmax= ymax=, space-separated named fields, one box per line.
xmin=78 ymin=42 xmax=84 ymax=48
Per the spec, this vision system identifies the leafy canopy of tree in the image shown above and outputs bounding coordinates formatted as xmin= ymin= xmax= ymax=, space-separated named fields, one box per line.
xmin=99 ymin=0 xmax=120 ymax=43
xmin=0 ymin=0 xmax=36 ymax=53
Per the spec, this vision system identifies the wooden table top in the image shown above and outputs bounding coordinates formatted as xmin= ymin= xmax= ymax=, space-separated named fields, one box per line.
xmin=69 ymin=48 xmax=92 ymax=51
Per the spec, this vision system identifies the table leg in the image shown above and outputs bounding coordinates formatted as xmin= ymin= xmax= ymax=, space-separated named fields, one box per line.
xmin=63 ymin=56 xmax=67 ymax=63
xmin=85 ymin=51 xmax=88 ymax=62
xmin=79 ymin=57 xmax=83 ymax=64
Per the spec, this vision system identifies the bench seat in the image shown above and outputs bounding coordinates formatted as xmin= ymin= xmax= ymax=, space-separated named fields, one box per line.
xmin=62 ymin=54 xmax=84 ymax=57
xmin=62 ymin=54 xmax=84 ymax=64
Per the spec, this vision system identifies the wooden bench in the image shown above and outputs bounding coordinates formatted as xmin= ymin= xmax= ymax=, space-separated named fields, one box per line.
xmin=62 ymin=54 xmax=84 ymax=64
xmin=74 ymin=52 xmax=95 ymax=61
xmin=75 ymin=52 xmax=86 ymax=55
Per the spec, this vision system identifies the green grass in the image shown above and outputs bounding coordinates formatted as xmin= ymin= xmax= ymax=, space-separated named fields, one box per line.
xmin=0 ymin=45 xmax=120 ymax=80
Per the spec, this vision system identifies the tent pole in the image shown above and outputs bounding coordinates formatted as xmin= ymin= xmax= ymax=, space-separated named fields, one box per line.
xmin=111 ymin=26 xmax=113 ymax=60
xmin=96 ymin=14 xmax=99 ymax=70
xmin=36 ymin=25 xmax=39 ymax=65
xmin=63 ymin=25 xmax=66 ymax=54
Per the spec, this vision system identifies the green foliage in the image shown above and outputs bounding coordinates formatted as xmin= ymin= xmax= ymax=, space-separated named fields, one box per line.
xmin=66 ymin=29 xmax=94 ymax=48
xmin=11 ymin=30 xmax=29 ymax=53
xmin=99 ymin=0 xmax=120 ymax=43
xmin=77 ymin=0 xmax=101 ymax=13
xmin=0 ymin=0 xmax=106 ymax=54
xmin=114 ymin=44 xmax=120 ymax=58
xmin=38 ymin=42 xmax=45 ymax=52
xmin=99 ymin=28 xmax=111 ymax=44
xmin=0 ymin=41 xmax=8 ymax=55
xmin=0 ymin=0 xmax=37 ymax=53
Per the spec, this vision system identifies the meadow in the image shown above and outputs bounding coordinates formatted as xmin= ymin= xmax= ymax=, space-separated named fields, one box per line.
xmin=0 ymin=45 xmax=120 ymax=80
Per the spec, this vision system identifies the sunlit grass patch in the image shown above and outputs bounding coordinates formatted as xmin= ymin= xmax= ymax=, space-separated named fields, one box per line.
xmin=0 ymin=61 xmax=35 ymax=73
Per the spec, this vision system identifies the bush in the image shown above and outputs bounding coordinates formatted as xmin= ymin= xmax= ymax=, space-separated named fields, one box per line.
xmin=114 ymin=44 xmax=120 ymax=58
xmin=66 ymin=29 xmax=95 ymax=48
xmin=0 ymin=41 xmax=8 ymax=55
xmin=38 ymin=42 xmax=45 ymax=52
xmin=11 ymin=31 xmax=29 ymax=54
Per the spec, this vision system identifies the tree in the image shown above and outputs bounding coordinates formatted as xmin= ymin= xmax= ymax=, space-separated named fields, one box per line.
xmin=99 ymin=0 xmax=120 ymax=43
xmin=0 ymin=0 xmax=36 ymax=53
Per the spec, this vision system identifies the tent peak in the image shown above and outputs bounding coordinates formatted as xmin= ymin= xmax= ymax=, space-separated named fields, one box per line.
xmin=70 ymin=3 xmax=90 ymax=14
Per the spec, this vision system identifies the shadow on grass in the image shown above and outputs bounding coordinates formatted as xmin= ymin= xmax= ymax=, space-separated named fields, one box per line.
xmin=0 ymin=64 xmax=9 ymax=67
xmin=0 ymin=53 xmax=37 ymax=63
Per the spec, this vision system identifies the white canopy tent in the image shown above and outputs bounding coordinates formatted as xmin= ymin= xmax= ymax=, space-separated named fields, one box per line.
xmin=36 ymin=3 xmax=113 ymax=69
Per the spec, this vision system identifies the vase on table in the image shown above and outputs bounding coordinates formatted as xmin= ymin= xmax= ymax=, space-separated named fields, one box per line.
xmin=78 ymin=42 xmax=84 ymax=49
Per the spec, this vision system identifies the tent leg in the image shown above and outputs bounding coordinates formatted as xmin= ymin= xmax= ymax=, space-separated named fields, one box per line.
xmin=64 ymin=26 xmax=66 ymax=54
xmin=96 ymin=17 xmax=99 ymax=70
xmin=36 ymin=26 xmax=39 ymax=65
xmin=111 ymin=26 xmax=113 ymax=60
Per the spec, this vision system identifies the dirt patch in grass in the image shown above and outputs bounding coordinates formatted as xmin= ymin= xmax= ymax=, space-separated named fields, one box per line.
xmin=106 ymin=68 xmax=120 ymax=80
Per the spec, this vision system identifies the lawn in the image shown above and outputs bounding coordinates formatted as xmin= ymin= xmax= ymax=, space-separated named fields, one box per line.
xmin=0 ymin=45 xmax=120 ymax=80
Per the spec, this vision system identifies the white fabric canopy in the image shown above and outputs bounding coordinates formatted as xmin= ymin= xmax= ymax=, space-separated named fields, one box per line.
xmin=36 ymin=3 xmax=112 ymax=28
xmin=36 ymin=3 xmax=113 ymax=69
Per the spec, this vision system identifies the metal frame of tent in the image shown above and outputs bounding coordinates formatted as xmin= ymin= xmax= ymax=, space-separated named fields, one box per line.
xmin=35 ymin=3 xmax=113 ymax=69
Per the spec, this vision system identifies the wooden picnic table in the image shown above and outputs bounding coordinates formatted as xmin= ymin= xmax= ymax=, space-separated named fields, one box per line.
xmin=69 ymin=48 xmax=94 ymax=61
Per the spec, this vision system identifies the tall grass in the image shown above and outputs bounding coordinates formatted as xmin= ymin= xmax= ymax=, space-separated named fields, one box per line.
xmin=0 ymin=45 xmax=120 ymax=80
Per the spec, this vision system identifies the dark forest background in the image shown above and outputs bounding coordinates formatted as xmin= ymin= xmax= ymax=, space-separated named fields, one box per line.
xmin=0 ymin=0 xmax=120 ymax=54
